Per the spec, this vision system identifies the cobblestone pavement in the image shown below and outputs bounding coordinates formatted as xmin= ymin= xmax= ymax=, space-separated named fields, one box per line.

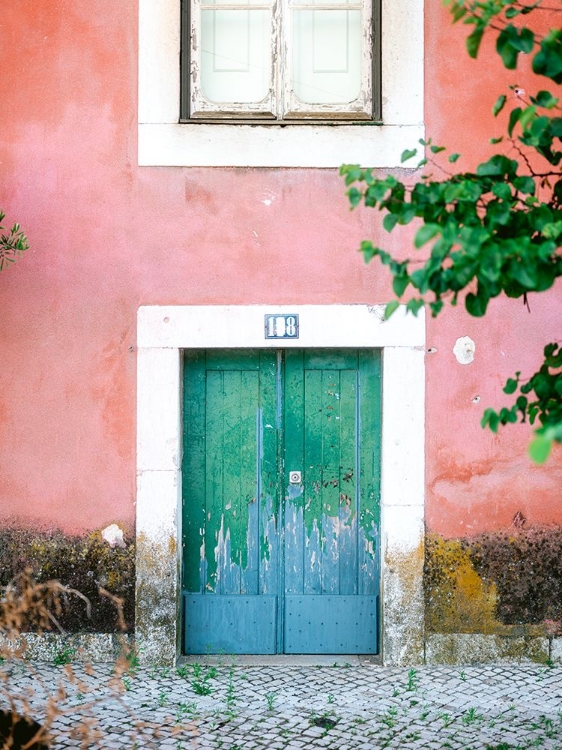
xmin=2 ymin=659 xmax=562 ymax=749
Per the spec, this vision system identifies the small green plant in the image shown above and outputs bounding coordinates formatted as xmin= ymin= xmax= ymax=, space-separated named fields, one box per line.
xmin=175 ymin=701 xmax=198 ymax=723
xmin=265 ymin=692 xmax=277 ymax=711
xmin=327 ymin=693 xmax=335 ymax=704
xmin=122 ymin=676 xmax=132 ymax=692
xmin=226 ymin=666 xmax=236 ymax=709
xmin=439 ymin=712 xmax=454 ymax=728
xmin=459 ymin=670 xmax=466 ymax=681
xmin=176 ymin=665 xmax=190 ymax=679
xmin=124 ymin=646 xmax=141 ymax=675
xmin=191 ymin=663 xmax=217 ymax=696
xmin=380 ymin=706 xmax=398 ymax=728
xmin=0 ymin=211 xmax=28 ymax=271
xmin=157 ymin=690 xmax=169 ymax=707
xmin=53 ymin=643 xmax=77 ymax=666
xmin=406 ymin=668 xmax=419 ymax=691
xmin=462 ymin=707 xmax=484 ymax=725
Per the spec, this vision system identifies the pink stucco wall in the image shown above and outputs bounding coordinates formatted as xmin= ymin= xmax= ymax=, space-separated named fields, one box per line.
xmin=0 ymin=1 xmax=560 ymax=537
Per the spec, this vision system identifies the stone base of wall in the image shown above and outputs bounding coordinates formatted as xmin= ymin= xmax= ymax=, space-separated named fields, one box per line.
xmin=0 ymin=633 xmax=132 ymax=662
xmin=3 ymin=632 xmax=562 ymax=665
xmin=425 ymin=634 xmax=553 ymax=665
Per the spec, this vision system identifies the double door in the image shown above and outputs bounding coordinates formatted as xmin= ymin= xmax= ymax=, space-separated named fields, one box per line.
xmin=182 ymin=348 xmax=381 ymax=654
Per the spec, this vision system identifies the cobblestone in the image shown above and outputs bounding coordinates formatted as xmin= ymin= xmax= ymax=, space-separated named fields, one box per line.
xmin=1 ymin=661 xmax=562 ymax=748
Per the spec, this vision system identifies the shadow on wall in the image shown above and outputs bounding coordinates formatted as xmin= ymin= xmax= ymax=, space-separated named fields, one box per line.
xmin=0 ymin=526 xmax=135 ymax=633
xmin=425 ymin=526 xmax=562 ymax=638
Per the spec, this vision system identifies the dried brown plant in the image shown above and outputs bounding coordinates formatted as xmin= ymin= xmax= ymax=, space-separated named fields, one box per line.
xmin=0 ymin=569 xmax=138 ymax=749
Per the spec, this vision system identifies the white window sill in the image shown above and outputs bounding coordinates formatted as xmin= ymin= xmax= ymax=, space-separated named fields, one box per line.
xmin=138 ymin=122 xmax=425 ymax=168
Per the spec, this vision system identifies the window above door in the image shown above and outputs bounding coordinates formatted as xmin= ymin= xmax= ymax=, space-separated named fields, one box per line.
xmin=138 ymin=0 xmax=424 ymax=167
xmin=182 ymin=0 xmax=380 ymax=121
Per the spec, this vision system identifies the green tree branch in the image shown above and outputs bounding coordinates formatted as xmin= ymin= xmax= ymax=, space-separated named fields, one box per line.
xmin=342 ymin=0 xmax=562 ymax=462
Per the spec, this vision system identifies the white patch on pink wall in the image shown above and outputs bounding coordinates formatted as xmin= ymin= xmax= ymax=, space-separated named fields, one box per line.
xmin=453 ymin=336 xmax=475 ymax=365
xmin=101 ymin=524 xmax=126 ymax=549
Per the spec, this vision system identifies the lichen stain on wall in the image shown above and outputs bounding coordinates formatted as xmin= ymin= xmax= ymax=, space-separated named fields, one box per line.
xmin=425 ymin=527 xmax=562 ymax=637
xmin=0 ymin=526 xmax=135 ymax=633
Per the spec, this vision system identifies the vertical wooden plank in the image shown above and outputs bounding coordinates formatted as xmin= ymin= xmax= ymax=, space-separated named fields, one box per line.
xmin=358 ymin=349 xmax=382 ymax=596
xmin=283 ymin=350 xmax=305 ymax=596
xmin=319 ymin=367 xmax=341 ymax=595
xmin=221 ymin=369 xmax=242 ymax=595
xmin=239 ymin=368 xmax=260 ymax=595
xmin=258 ymin=350 xmax=279 ymax=596
xmin=303 ymin=367 xmax=322 ymax=595
xmin=182 ymin=351 xmax=207 ymax=593
xmin=338 ymin=366 xmax=359 ymax=596
xmin=205 ymin=369 xmax=224 ymax=593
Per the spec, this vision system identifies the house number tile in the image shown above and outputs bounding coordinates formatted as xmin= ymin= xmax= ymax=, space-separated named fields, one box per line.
xmin=264 ymin=314 xmax=299 ymax=339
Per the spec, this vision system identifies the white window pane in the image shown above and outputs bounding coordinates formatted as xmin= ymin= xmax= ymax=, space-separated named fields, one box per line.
xmin=201 ymin=9 xmax=271 ymax=103
xmin=291 ymin=9 xmax=362 ymax=104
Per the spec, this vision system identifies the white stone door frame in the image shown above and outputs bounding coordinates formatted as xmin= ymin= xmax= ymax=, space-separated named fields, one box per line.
xmin=135 ymin=304 xmax=425 ymax=665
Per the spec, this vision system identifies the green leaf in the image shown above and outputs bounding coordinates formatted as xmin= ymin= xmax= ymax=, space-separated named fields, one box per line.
xmin=406 ymin=298 xmax=425 ymax=316
xmin=430 ymin=145 xmax=446 ymax=154
xmin=508 ymin=107 xmax=522 ymax=137
xmin=513 ymin=175 xmax=535 ymax=195
xmin=529 ymin=433 xmax=552 ymax=464
xmin=467 ymin=26 xmax=484 ymax=59
xmin=414 ymin=223 xmax=441 ymax=249
xmin=340 ymin=164 xmax=363 ymax=185
xmin=392 ymin=274 xmax=410 ymax=297
xmin=401 ymin=149 xmax=418 ymax=163
xmin=466 ymin=289 xmax=489 ymax=317
xmin=496 ymin=26 xmax=520 ymax=69
xmin=477 ymin=154 xmax=518 ymax=178
xmin=532 ymin=90 xmax=559 ymax=109
xmin=448 ymin=153 xmax=461 ymax=163
xmin=492 ymin=94 xmax=507 ymax=116
xmin=347 ymin=187 xmax=362 ymax=208
xmin=383 ymin=213 xmax=399 ymax=233
xmin=384 ymin=300 xmax=400 ymax=319
xmin=482 ymin=408 xmax=500 ymax=433
xmin=492 ymin=182 xmax=512 ymax=200
xmin=504 ymin=377 xmax=519 ymax=395
xmin=533 ymin=30 xmax=562 ymax=84
xmin=360 ymin=241 xmax=379 ymax=263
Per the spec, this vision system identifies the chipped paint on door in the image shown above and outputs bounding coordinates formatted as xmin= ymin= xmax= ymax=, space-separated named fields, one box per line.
xmin=182 ymin=349 xmax=381 ymax=654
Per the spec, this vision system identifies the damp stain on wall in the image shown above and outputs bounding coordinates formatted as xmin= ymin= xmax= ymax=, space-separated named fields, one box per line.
xmin=425 ymin=526 xmax=562 ymax=637
xmin=0 ymin=526 xmax=135 ymax=633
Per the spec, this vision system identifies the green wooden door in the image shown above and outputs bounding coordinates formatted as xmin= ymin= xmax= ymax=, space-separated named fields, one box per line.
xmin=182 ymin=349 xmax=381 ymax=654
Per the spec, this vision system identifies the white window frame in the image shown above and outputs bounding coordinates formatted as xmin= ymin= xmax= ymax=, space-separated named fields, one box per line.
xmin=138 ymin=0 xmax=424 ymax=167
xmin=187 ymin=0 xmax=374 ymax=121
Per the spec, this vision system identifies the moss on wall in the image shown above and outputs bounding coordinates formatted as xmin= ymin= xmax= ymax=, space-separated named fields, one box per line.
xmin=0 ymin=527 xmax=135 ymax=633
xmin=425 ymin=527 xmax=562 ymax=637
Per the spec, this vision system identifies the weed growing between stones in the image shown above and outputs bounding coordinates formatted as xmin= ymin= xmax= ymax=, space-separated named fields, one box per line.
xmin=190 ymin=663 xmax=217 ymax=696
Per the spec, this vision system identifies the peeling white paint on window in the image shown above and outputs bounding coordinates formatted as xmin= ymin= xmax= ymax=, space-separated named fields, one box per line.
xmin=453 ymin=336 xmax=475 ymax=365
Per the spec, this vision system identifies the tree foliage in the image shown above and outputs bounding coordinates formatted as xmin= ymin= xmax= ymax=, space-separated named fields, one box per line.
xmin=0 ymin=210 xmax=28 ymax=271
xmin=341 ymin=0 xmax=562 ymax=462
